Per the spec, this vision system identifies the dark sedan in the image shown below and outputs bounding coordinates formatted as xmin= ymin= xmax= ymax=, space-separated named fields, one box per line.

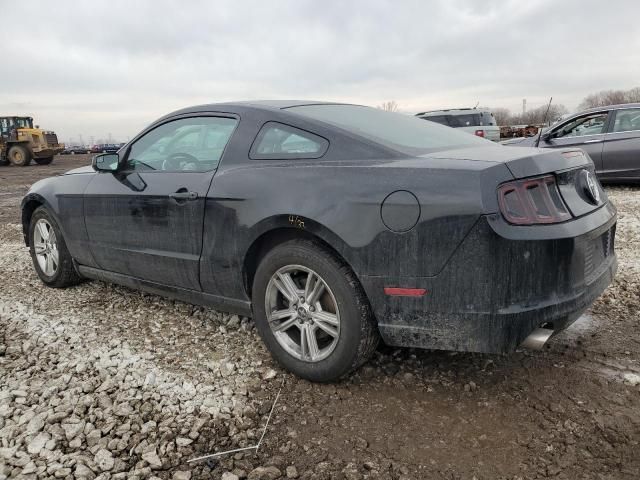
xmin=91 ymin=143 xmax=121 ymax=153
xmin=21 ymin=101 xmax=617 ymax=381
xmin=61 ymin=145 xmax=91 ymax=155
xmin=503 ymin=103 xmax=640 ymax=182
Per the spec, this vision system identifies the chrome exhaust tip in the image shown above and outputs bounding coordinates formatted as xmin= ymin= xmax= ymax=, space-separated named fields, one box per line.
xmin=520 ymin=327 xmax=554 ymax=350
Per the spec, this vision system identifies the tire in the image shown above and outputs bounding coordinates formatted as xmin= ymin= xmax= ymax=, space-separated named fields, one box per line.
xmin=34 ymin=156 xmax=54 ymax=165
xmin=28 ymin=207 xmax=82 ymax=288
xmin=252 ymin=239 xmax=379 ymax=382
xmin=8 ymin=145 xmax=31 ymax=166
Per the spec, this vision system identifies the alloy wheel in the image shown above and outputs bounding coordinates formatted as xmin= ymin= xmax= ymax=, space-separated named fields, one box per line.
xmin=33 ymin=219 xmax=59 ymax=276
xmin=265 ymin=265 xmax=341 ymax=362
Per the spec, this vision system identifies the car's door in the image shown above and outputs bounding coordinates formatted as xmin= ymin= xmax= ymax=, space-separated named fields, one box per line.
xmin=543 ymin=111 xmax=611 ymax=171
xmin=83 ymin=114 xmax=238 ymax=290
xmin=600 ymin=107 xmax=640 ymax=181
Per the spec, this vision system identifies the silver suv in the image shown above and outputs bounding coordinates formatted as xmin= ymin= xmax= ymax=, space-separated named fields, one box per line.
xmin=416 ymin=108 xmax=500 ymax=142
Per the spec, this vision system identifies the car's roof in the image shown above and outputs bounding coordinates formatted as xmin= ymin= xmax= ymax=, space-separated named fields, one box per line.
xmin=186 ymin=100 xmax=354 ymax=111
xmin=579 ymin=102 xmax=640 ymax=114
xmin=158 ymin=100 xmax=364 ymax=123
xmin=228 ymin=100 xmax=343 ymax=109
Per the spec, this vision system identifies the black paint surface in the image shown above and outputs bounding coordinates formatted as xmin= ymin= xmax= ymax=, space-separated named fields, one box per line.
xmin=21 ymin=101 xmax=617 ymax=353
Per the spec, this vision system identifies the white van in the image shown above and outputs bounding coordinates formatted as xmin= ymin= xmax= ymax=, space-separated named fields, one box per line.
xmin=416 ymin=108 xmax=500 ymax=142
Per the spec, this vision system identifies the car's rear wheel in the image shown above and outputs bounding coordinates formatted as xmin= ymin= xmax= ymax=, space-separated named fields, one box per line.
xmin=29 ymin=207 xmax=82 ymax=288
xmin=34 ymin=156 xmax=54 ymax=165
xmin=8 ymin=145 xmax=31 ymax=166
xmin=252 ymin=239 xmax=379 ymax=382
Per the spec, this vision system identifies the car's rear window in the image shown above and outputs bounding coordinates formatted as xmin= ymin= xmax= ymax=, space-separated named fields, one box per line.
xmin=422 ymin=115 xmax=450 ymax=126
xmin=449 ymin=114 xmax=481 ymax=127
xmin=421 ymin=112 xmax=496 ymax=128
xmin=287 ymin=104 xmax=488 ymax=155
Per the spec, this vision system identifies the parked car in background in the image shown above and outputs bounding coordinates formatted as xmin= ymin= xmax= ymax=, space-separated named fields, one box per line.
xmin=91 ymin=143 xmax=121 ymax=153
xmin=21 ymin=101 xmax=616 ymax=381
xmin=502 ymin=103 xmax=640 ymax=182
xmin=416 ymin=108 xmax=500 ymax=141
xmin=61 ymin=145 xmax=91 ymax=155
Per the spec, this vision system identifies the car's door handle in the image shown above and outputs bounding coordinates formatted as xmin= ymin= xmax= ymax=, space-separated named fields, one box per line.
xmin=583 ymin=139 xmax=603 ymax=144
xmin=169 ymin=190 xmax=198 ymax=201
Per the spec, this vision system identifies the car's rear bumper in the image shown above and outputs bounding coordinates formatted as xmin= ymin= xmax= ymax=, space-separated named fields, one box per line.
xmin=360 ymin=211 xmax=617 ymax=354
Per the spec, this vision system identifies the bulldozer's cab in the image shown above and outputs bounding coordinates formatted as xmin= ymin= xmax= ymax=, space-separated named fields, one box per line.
xmin=0 ymin=116 xmax=34 ymax=138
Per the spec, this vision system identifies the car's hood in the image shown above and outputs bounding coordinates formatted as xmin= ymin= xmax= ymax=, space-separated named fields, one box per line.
xmin=421 ymin=144 xmax=590 ymax=178
xmin=63 ymin=165 xmax=95 ymax=175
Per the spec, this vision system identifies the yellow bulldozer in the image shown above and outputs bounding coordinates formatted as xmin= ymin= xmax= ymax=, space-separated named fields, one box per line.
xmin=0 ymin=116 xmax=64 ymax=166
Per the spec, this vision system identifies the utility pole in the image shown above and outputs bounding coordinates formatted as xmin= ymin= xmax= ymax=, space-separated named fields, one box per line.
xmin=522 ymin=98 xmax=526 ymax=115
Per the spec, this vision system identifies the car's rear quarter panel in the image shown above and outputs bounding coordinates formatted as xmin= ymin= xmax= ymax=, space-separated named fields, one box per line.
xmin=198 ymin=157 xmax=512 ymax=304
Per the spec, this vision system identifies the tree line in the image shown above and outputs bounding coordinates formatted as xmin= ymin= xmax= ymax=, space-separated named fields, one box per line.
xmin=492 ymin=86 xmax=640 ymax=126
xmin=378 ymin=85 xmax=640 ymax=126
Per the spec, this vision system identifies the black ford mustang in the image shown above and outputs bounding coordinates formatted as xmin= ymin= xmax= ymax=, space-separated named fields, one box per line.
xmin=21 ymin=101 xmax=617 ymax=381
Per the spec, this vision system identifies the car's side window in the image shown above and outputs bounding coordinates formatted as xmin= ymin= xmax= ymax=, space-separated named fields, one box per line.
xmin=554 ymin=113 xmax=608 ymax=139
xmin=611 ymin=108 xmax=640 ymax=133
xmin=250 ymin=122 xmax=329 ymax=159
xmin=125 ymin=116 xmax=238 ymax=172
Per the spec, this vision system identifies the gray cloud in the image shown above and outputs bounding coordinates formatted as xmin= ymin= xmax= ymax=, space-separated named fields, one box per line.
xmin=1 ymin=0 xmax=638 ymax=142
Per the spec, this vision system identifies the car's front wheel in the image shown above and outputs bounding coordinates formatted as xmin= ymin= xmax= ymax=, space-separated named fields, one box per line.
xmin=252 ymin=239 xmax=379 ymax=382
xmin=29 ymin=207 xmax=82 ymax=288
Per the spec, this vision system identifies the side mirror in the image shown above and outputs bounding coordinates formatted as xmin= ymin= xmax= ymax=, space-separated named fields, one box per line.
xmin=540 ymin=131 xmax=553 ymax=142
xmin=92 ymin=153 xmax=119 ymax=172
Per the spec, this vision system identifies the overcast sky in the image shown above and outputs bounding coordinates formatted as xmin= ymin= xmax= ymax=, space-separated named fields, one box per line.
xmin=2 ymin=0 xmax=639 ymax=143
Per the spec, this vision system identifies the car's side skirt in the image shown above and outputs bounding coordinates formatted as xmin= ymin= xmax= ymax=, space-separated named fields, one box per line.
xmin=76 ymin=264 xmax=252 ymax=317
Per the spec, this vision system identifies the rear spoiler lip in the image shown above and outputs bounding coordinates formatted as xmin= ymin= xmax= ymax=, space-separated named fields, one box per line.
xmin=504 ymin=149 xmax=592 ymax=179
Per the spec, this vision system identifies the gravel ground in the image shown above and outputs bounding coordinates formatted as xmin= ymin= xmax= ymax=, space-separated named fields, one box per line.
xmin=1 ymin=158 xmax=639 ymax=479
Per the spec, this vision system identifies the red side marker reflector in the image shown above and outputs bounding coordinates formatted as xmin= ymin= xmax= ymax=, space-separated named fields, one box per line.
xmin=384 ymin=287 xmax=427 ymax=297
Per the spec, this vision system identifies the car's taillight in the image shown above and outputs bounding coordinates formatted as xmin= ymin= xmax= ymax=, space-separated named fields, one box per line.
xmin=474 ymin=129 xmax=484 ymax=137
xmin=498 ymin=175 xmax=571 ymax=225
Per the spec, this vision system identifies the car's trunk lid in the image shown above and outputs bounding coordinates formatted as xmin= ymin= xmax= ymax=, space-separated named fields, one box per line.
xmin=422 ymin=145 xmax=590 ymax=176
xmin=422 ymin=145 xmax=606 ymax=217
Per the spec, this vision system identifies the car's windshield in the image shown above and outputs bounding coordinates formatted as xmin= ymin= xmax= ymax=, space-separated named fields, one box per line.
xmin=288 ymin=104 xmax=488 ymax=155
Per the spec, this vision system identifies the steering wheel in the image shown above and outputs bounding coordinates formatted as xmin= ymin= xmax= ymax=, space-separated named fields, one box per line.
xmin=162 ymin=152 xmax=199 ymax=171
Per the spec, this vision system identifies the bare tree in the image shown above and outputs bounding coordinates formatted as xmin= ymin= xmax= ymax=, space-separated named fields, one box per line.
xmin=491 ymin=108 xmax=511 ymax=126
xmin=625 ymin=87 xmax=640 ymax=103
xmin=578 ymin=89 xmax=630 ymax=110
xmin=508 ymin=104 xmax=568 ymax=126
xmin=378 ymin=101 xmax=399 ymax=112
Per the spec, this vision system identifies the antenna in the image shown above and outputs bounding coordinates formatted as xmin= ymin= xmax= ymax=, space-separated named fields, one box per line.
xmin=534 ymin=97 xmax=553 ymax=148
